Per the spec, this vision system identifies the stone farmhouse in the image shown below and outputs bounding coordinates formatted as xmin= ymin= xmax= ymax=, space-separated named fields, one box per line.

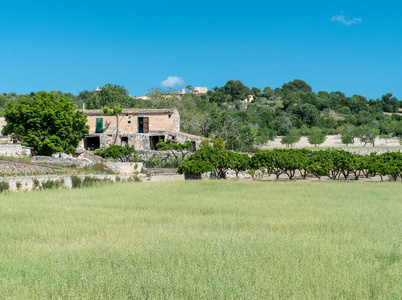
xmin=81 ymin=108 xmax=201 ymax=150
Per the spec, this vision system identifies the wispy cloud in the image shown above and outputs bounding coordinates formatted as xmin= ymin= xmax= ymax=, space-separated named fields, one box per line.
xmin=161 ymin=76 xmax=184 ymax=87
xmin=331 ymin=12 xmax=361 ymax=26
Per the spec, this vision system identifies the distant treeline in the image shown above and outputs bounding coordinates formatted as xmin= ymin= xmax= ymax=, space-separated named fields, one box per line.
xmin=1 ymin=80 xmax=401 ymax=151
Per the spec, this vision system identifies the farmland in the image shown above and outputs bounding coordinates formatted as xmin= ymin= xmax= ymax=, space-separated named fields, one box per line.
xmin=0 ymin=180 xmax=401 ymax=299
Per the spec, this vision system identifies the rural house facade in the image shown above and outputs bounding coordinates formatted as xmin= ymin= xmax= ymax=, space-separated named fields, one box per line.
xmin=81 ymin=108 xmax=201 ymax=150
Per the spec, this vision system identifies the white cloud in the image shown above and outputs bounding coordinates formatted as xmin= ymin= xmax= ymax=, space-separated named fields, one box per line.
xmin=161 ymin=76 xmax=184 ymax=87
xmin=331 ymin=12 xmax=361 ymax=26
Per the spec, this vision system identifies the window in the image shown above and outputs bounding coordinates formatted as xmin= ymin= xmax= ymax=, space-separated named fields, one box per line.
xmin=138 ymin=117 xmax=149 ymax=133
xmin=95 ymin=118 xmax=103 ymax=133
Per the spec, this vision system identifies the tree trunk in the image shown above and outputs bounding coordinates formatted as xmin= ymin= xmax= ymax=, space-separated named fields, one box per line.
xmin=113 ymin=114 xmax=119 ymax=145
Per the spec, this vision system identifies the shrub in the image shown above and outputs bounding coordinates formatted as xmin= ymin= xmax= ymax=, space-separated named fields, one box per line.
xmin=0 ymin=181 xmax=10 ymax=193
xmin=94 ymin=145 xmax=136 ymax=162
xmin=16 ymin=181 xmax=22 ymax=190
xmin=41 ymin=179 xmax=64 ymax=190
xmin=33 ymin=179 xmax=41 ymax=189
xmin=71 ymin=176 xmax=82 ymax=188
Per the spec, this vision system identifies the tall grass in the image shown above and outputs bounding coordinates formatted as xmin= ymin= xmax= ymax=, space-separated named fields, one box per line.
xmin=0 ymin=181 xmax=400 ymax=298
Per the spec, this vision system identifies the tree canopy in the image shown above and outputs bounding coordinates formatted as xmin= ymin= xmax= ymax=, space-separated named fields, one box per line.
xmin=2 ymin=91 xmax=88 ymax=155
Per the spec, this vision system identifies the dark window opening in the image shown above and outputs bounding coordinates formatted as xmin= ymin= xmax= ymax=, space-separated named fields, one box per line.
xmin=84 ymin=137 xmax=100 ymax=151
xmin=121 ymin=136 xmax=128 ymax=146
xmin=150 ymin=136 xmax=164 ymax=150
xmin=138 ymin=117 xmax=149 ymax=133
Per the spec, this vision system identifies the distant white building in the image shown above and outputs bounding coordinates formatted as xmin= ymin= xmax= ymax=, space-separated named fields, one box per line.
xmin=242 ymin=95 xmax=254 ymax=104
xmin=192 ymin=87 xmax=208 ymax=94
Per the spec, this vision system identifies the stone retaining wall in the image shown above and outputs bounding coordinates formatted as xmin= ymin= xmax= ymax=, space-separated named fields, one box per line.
xmin=0 ymin=144 xmax=33 ymax=157
xmin=1 ymin=174 xmax=147 ymax=192
xmin=105 ymin=162 xmax=143 ymax=174
xmin=0 ymin=161 xmax=55 ymax=174
xmin=32 ymin=154 xmax=94 ymax=167
xmin=340 ymin=148 xmax=402 ymax=155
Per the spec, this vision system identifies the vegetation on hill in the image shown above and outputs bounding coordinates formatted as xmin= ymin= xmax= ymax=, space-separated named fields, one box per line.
xmin=1 ymin=79 xmax=401 ymax=152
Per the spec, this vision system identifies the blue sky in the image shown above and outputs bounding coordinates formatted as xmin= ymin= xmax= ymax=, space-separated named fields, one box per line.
xmin=0 ymin=1 xmax=401 ymax=100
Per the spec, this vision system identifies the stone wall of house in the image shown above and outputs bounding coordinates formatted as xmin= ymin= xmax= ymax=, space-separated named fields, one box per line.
xmin=84 ymin=109 xmax=179 ymax=135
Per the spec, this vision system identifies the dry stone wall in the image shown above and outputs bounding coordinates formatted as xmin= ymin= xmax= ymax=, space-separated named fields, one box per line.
xmin=0 ymin=161 xmax=55 ymax=174
xmin=1 ymin=174 xmax=147 ymax=192
xmin=0 ymin=144 xmax=33 ymax=157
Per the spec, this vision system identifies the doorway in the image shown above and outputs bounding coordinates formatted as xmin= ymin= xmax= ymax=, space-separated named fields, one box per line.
xmin=84 ymin=136 xmax=100 ymax=150
xmin=150 ymin=136 xmax=164 ymax=150
xmin=121 ymin=136 xmax=129 ymax=146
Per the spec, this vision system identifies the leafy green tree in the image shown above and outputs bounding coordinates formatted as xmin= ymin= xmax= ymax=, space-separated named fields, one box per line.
xmin=2 ymin=91 xmax=88 ymax=155
xmin=156 ymin=139 xmax=194 ymax=166
xmin=281 ymin=129 xmax=301 ymax=147
xmin=356 ymin=126 xmax=380 ymax=146
xmin=308 ymin=128 xmax=326 ymax=147
xmin=341 ymin=134 xmax=354 ymax=146
xmin=178 ymin=147 xmax=235 ymax=179
xmin=94 ymin=145 xmax=136 ymax=162
xmin=381 ymin=93 xmax=399 ymax=113
xmin=282 ymin=79 xmax=312 ymax=93
xmin=80 ymin=84 xmax=133 ymax=109
xmin=232 ymin=153 xmax=250 ymax=178
xmin=221 ymin=80 xmax=250 ymax=100
xmin=306 ymin=151 xmax=331 ymax=180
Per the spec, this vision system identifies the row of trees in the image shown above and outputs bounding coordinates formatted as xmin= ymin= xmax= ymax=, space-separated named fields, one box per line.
xmin=178 ymin=148 xmax=402 ymax=181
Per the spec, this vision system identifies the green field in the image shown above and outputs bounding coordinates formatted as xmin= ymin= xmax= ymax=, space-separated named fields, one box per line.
xmin=0 ymin=181 xmax=401 ymax=299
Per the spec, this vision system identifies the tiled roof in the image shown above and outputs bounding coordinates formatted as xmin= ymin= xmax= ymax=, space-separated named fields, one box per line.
xmin=82 ymin=108 xmax=176 ymax=116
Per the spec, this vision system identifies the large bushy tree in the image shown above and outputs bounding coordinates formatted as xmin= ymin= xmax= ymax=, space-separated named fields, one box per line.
xmin=2 ymin=91 xmax=89 ymax=155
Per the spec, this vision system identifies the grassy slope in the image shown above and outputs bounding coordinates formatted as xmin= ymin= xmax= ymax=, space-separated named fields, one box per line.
xmin=0 ymin=181 xmax=401 ymax=299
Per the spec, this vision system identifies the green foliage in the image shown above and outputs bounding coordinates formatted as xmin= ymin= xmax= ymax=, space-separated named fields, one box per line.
xmin=15 ymin=181 xmax=22 ymax=190
xmin=282 ymin=79 xmax=312 ymax=93
xmin=70 ymin=176 xmax=82 ymax=188
xmin=94 ymin=145 xmax=136 ymax=162
xmin=200 ymin=136 xmax=225 ymax=149
xmin=355 ymin=126 xmax=380 ymax=146
xmin=41 ymin=179 xmax=64 ymax=190
xmin=102 ymin=105 xmax=122 ymax=115
xmin=80 ymin=84 xmax=135 ymax=109
xmin=156 ymin=139 xmax=193 ymax=152
xmin=33 ymin=179 xmax=40 ymax=189
xmin=308 ymin=129 xmax=326 ymax=147
xmin=0 ymin=181 xmax=10 ymax=193
xmin=2 ymin=91 xmax=89 ymax=155
xmin=178 ymin=146 xmax=240 ymax=178
xmin=281 ymin=129 xmax=301 ymax=147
